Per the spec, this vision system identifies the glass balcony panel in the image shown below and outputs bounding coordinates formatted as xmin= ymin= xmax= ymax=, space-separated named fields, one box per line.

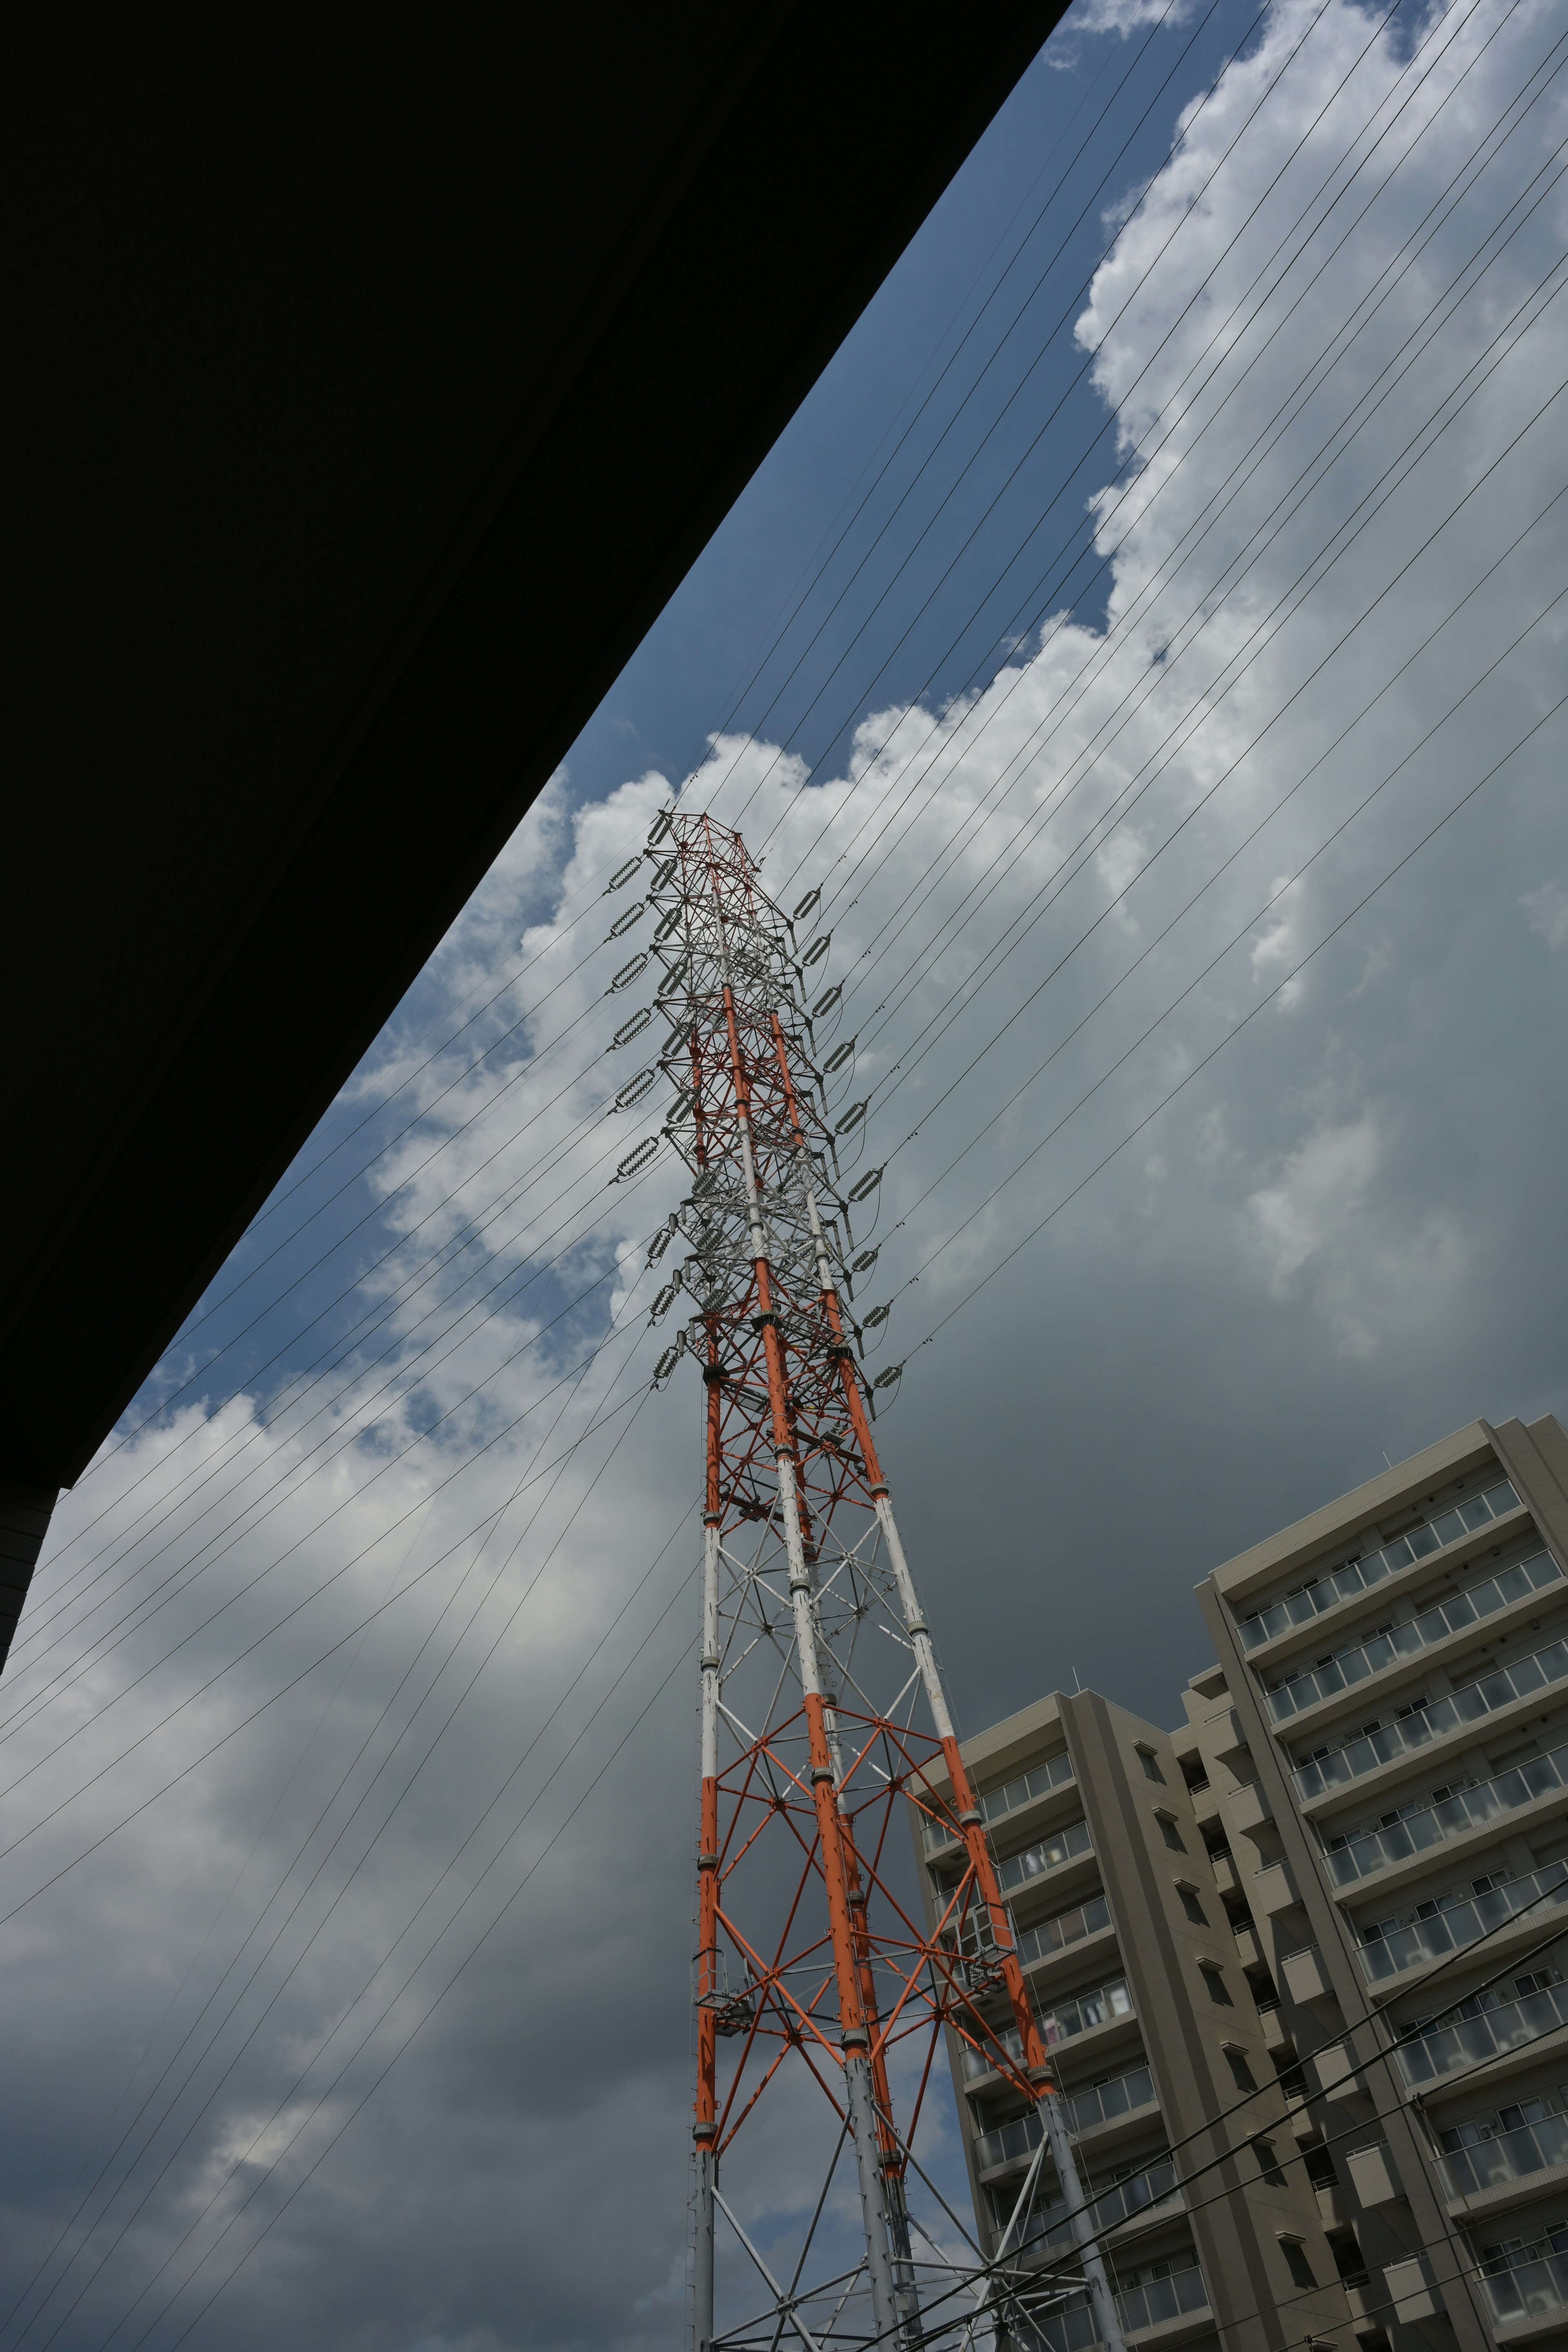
xmin=975 ymin=2108 xmax=1045 ymax=2170
xmin=1359 ymin=1863 xmax=1568 ymax=1981
xmin=1016 ymin=1893 xmax=1112 ymax=1968
xmin=1117 ymin=2266 xmax=1209 ymax=2335
xmin=1238 ymin=1483 xmax=1528 ymax=1648
xmin=1069 ymin=2065 xmax=1154 ymax=2131
xmin=1399 ymin=1981 xmax=1568 ymax=2087
xmin=1046 ymin=1980 xmax=1133 ymax=2042
xmin=997 ymin=1820 xmax=1092 ymax=1893
xmin=1328 ymin=1747 xmax=1568 ymax=1883
xmin=1030 ymin=2302 xmax=1099 ymax=2352
xmin=929 ymin=1752 xmax=1078 ymax=1849
xmin=1479 ymin=2251 xmax=1568 ymax=2325
xmin=1103 ymin=2163 xmax=1179 ymax=2225
xmin=1295 ymin=1625 xmax=1568 ymax=1798
xmin=1010 ymin=2162 xmax=1180 ymax=2261
xmin=1438 ymin=2114 xmax=1568 ymax=2198
xmin=962 ymin=2025 xmax=1024 ymax=2081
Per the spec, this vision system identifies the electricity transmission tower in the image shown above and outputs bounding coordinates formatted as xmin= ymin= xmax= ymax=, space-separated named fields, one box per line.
xmin=631 ymin=811 xmax=1126 ymax=2352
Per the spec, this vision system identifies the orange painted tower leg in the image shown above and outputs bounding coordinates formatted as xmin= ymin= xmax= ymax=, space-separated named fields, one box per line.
xmin=722 ymin=984 xmax=906 ymax=2346
xmin=693 ymin=1341 xmax=723 ymax=2352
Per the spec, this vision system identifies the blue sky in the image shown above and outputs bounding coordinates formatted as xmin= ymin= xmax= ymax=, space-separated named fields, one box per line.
xmin=567 ymin=0 xmax=1265 ymax=806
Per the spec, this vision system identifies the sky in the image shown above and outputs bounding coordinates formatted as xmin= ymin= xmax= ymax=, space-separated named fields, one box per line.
xmin=4 ymin=0 xmax=1568 ymax=2345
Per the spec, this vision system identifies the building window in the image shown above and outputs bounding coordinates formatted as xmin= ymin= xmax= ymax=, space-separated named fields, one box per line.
xmin=1137 ymin=1746 xmax=1164 ymax=1783
xmin=1178 ymin=1887 xmax=1207 ymax=1925
xmin=1224 ymin=2047 xmax=1256 ymax=2091
xmin=1157 ymin=1813 xmax=1185 ymax=1852
xmin=1253 ymin=2137 xmax=1286 ymax=2185
xmin=1200 ymin=1963 xmax=1233 ymax=2006
xmin=1280 ymin=2238 xmax=1316 ymax=2290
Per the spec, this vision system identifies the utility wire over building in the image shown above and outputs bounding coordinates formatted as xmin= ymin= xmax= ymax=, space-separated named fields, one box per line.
xmin=641 ymin=811 xmax=1121 ymax=2352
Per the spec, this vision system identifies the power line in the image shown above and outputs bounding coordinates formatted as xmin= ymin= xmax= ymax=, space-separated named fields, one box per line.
xmin=12 ymin=1418 xmax=690 ymax=2352
xmin=797 ymin=7 xmax=1566 ymax=1029
xmin=893 ymin=669 xmax=1568 ymax=1366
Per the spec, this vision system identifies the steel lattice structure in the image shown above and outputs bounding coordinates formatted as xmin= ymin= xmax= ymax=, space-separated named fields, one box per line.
xmin=630 ymin=811 xmax=1128 ymax=2352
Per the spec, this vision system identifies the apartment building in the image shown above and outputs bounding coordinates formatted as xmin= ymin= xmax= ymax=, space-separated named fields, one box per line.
xmin=915 ymin=1413 xmax=1568 ymax=2352
xmin=915 ymin=1688 xmax=1350 ymax=2352
xmin=1193 ymin=1413 xmax=1568 ymax=2352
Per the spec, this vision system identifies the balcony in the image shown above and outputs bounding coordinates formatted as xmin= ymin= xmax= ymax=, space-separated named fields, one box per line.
xmin=1043 ymin=1978 xmax=1135 ymax=2049
xmin=1359 ymin=1862 xmax=1568 ymax=1984
xmin=1397 ymin=1977 xmax=1568 ymax=2089
xmin=1238 ymin=1479 xmax=1522 ymax=1651
xmin=1071 ymin=2063 xmax=1157 ymax=2135
xmin=1008 ymin=2265 xmax=1209 ymax=2352
xmin=1019 ymin=1893 xmax=1113 ymax=1969
xmin=924 ymin=1749 xmax=1075 ymax=1852
xmin=1479 ymin=2252 xmax=1568 ymax=2335
xmin=971 ymin=2056 xmax=1152 ymax=2167
xmin=997 ymin=1818 xmax=1094 ymax=1895
xmin=1323 ymin=1742 xmax=1568 ymax=1887
xmin=945 ymin=1889 xmax=1111 ymax=1972
xmin=975 ymin=2107 xmax=1045 ymax=2172
xmin=962 ymin=1981 xmax=1135 ymax=2084
xmin=1119 ymin=2265 xmax=1210 ymax=2337
xmin=1439 ymin=2114 xmax=1568 ymax=2201
xmin=1294 ymin=1631 xmax=1568 ymax=1803
xmin=1266 ymin=1552 xmax=1561 ymax=1723
xmin=1005 ymin=2159 xmax=1181 ymax=2246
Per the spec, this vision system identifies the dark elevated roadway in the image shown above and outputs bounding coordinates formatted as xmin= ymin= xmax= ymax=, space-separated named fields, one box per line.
xmin=2 ymin=4 xmax=1066 ymax=1657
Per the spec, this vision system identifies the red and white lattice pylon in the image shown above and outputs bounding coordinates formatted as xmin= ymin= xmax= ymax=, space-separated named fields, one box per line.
xmin=634 ymin=811 xmax=1127 ymax=2352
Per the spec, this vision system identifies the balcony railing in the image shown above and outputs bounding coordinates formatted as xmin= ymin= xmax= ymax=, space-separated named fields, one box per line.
xmin=956 ymin=1891 xmax=1114 ymax=1973
xmin=967 ymin=1979 xmax=1134 ymax=2080
xmin=964 ymin=2051 xmax=1147 ymax=2145
xmin=1478 ymin=2251 xmax=1568 ymax=2329
xmin=1118 ymin=2265 xmax=1209 ymax=2336
xmin=1025 ymin=2292 xmax=1098 ymax=2352
xmin=1294 ymin=1633 xmax=1568 ymax=1802
xmin=964 ymin=2023 xmax=1027 ymax=2083
xmin=1398 ymin=1977 xmax=1568 ymax=2088
xmin=924 ymin=1750 xmax=1076 ymax=1851
xmin=997 ymin=1819 xmax=1094 ymax=1893
xmin=999 ymin=2160 xmax=1180 ymax=2245
xmin=1020 ymin=2264 xmax=1210 ymax=2351
xmin=1020 ymin=1894 xmax=1113 ymax=1968
xmin=1238 ymin=1480 xmax=1521 ymax=1650
xmin=1071 ymin=2065 xmax=1156 ymax=2133
xmin=1438 ymin=2113 xmax=1568 ymax=2199
xmin=1359 ymin=1862 xmax=1568 ymax=1982
xmin=1324 ymin=1743 xmax=1568 ymax=1886
xmin=1045 ymin=1979 xmax=1134 ymax=2046
xmin=976 ymin=2107 xmax=1044 ymax=2171
xmin=1267 ymin=1553 xmax=1561 ymax=1722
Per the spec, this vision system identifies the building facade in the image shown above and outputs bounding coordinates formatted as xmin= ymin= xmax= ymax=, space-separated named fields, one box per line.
xmin=915 ymin=1413 xmax=1568 ymax=2352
